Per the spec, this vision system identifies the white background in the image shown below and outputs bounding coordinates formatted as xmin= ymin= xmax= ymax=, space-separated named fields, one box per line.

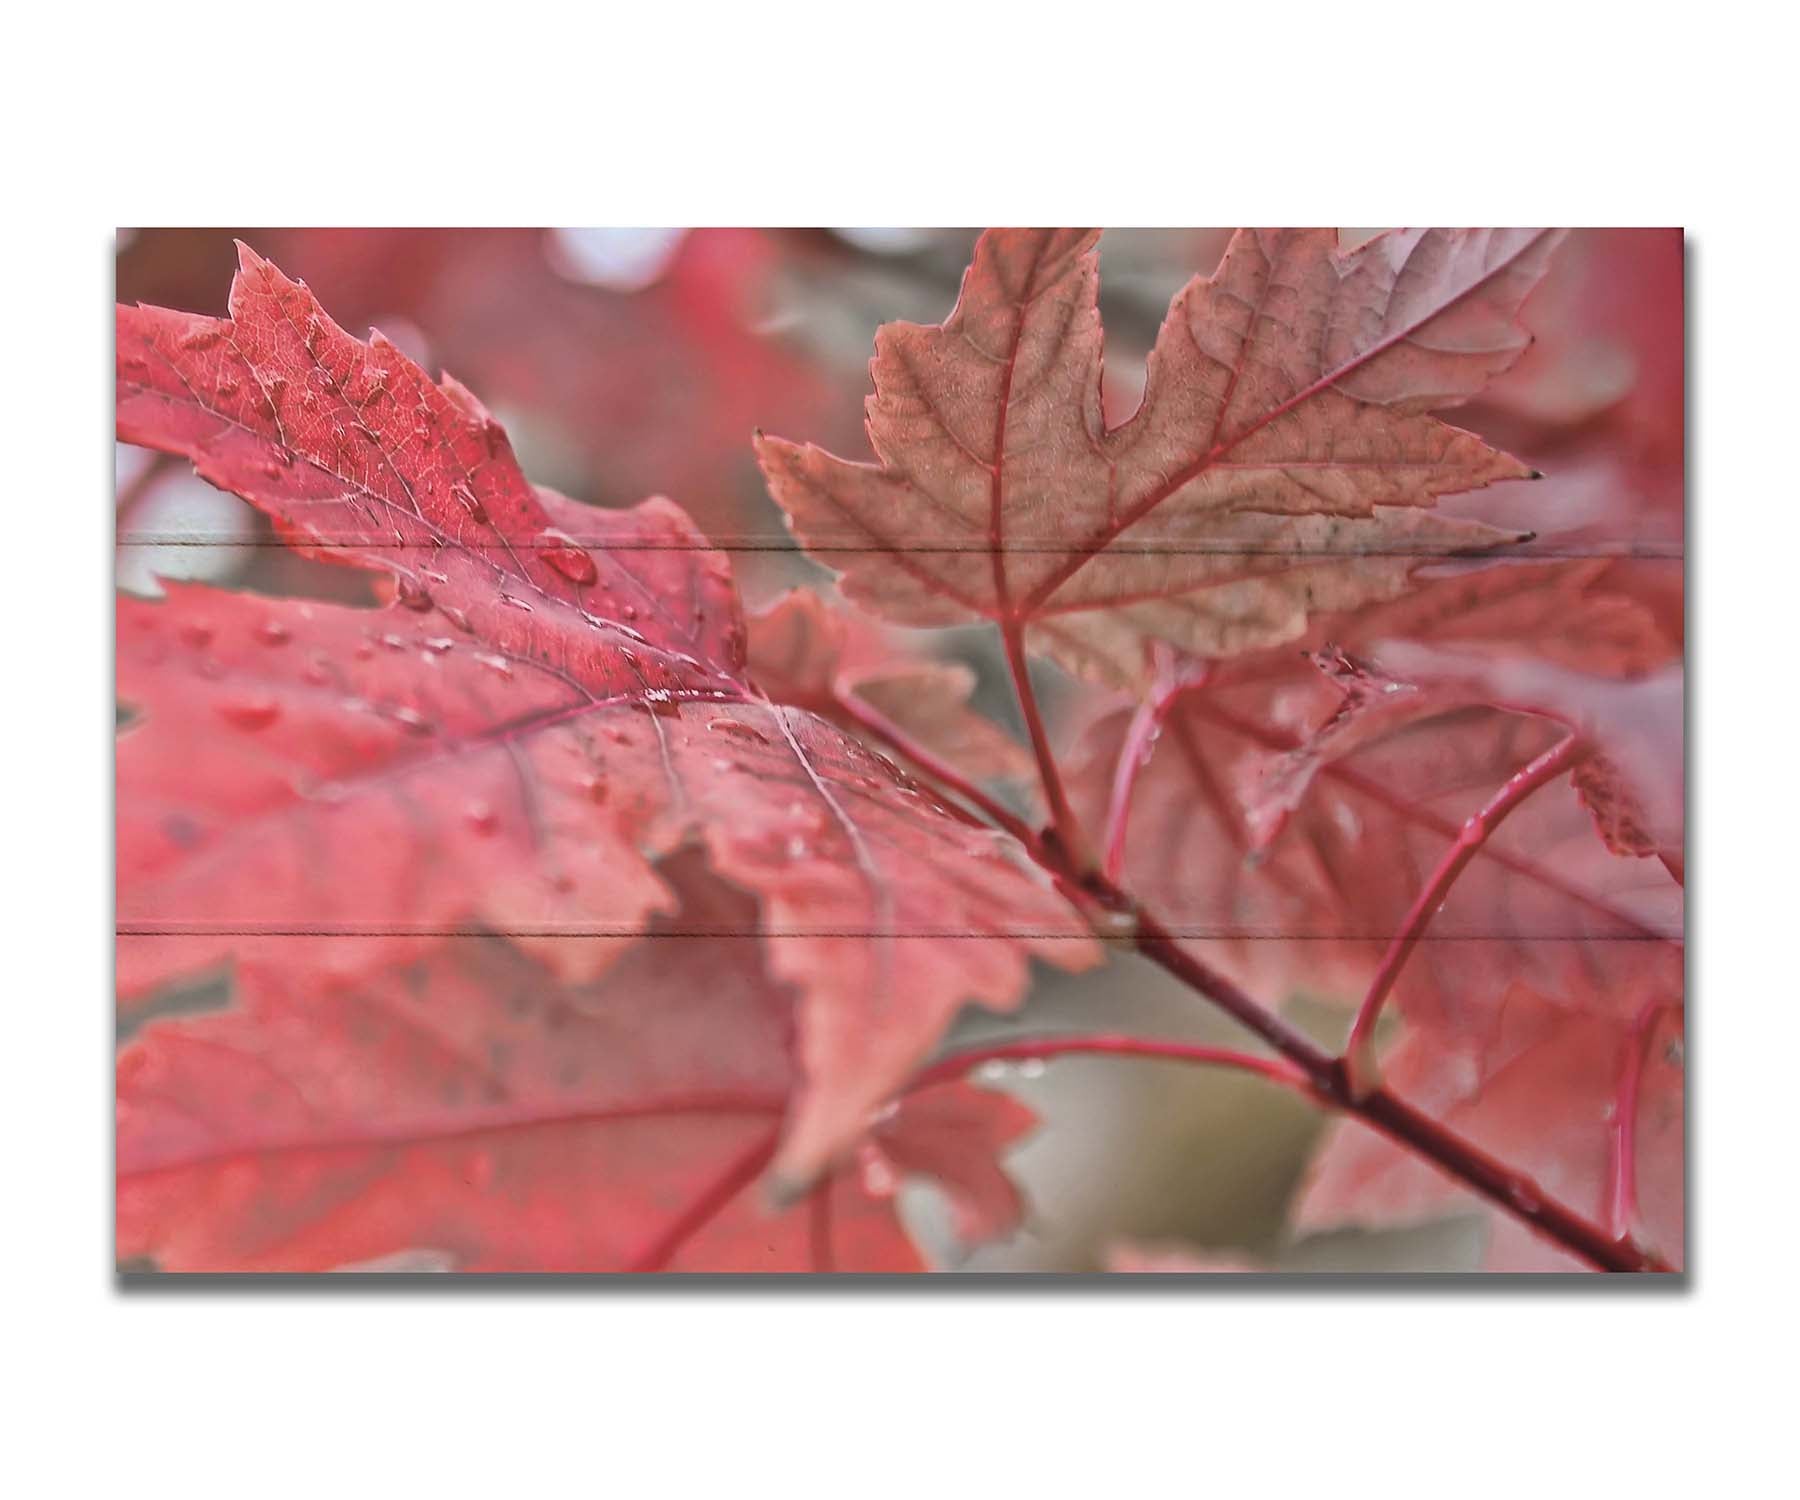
xmin=4 ymin=3 xmax=1791 ymax=1495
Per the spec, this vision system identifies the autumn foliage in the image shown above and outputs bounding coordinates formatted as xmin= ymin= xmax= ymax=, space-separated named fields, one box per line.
xmin=115 ymin=228 xmax=1683 ymax=1273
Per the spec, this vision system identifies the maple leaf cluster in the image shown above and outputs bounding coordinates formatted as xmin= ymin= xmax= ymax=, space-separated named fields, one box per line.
xmin=116 ymin=228 xmax=1682 ymax=1273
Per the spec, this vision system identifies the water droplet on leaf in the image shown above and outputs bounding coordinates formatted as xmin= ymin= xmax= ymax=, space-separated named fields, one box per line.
xmin=536 ymin=529 xmax=598 ymax=586
xmin=708 ymin=720 xmax=770 ymax=746
xmin=856 ymin=1146 xmax=899 ymax=1198
xmin=217 ymin=696 xmax=280 ymax=732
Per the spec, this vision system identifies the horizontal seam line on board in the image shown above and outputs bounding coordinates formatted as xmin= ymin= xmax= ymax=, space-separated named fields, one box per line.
xmin=116 ymin=539 xmax=1685 ymax=559
xmin=116 ymin=927 xmax=1681 ymax=941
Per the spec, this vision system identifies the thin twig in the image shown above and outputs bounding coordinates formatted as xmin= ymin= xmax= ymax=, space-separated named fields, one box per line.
xmin=1101 ymin=655 xmax=1210 ymax=882
xmin=1609 ymin=998 xmax=1672 ymax=1239
xmin=1341 ymin=735 xmax=1590 ymax=1099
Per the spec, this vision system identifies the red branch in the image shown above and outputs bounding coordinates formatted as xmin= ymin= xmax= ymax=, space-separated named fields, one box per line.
xmin=908 ymin=912 xmax=1668 ymax=1274
xmin=1341 ymin=734 xmax=1589 ymax=1097
xmin=1120 ymin=903 xmax=1667 ymax=1272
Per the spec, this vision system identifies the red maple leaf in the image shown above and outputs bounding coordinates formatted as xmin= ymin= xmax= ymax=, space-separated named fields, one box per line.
xmin=118 ymin=227 xmax=846 ymax=534
xmin=119 ymin=855 xmax=1032 ymax=1272
xmin=756 ymin=227 xmax=1562 ymax=687
xmin=116 ymin=245 xmax=1097 ymax=1201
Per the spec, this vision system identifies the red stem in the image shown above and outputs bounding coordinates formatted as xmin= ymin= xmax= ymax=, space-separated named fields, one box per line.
xmin=1342 ymin=735 xmax=1589 ymax=1097
xmin=1609 ymin=999 xmax=1670 ymax=1239
xmin=835 ymin=691 xmax=1043 ymax=854
xmin=1000 ymin=620 xmax=1091 ymax=869
xmin=1101 ymin=656 xmax=1210 ymax=882
xmin=910 ymin=1032 xmax=1314 ymax=1098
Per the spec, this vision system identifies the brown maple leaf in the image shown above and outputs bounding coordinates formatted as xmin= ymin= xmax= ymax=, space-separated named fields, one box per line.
xmin=756 ymin=227 xmax=1563 ymax=686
